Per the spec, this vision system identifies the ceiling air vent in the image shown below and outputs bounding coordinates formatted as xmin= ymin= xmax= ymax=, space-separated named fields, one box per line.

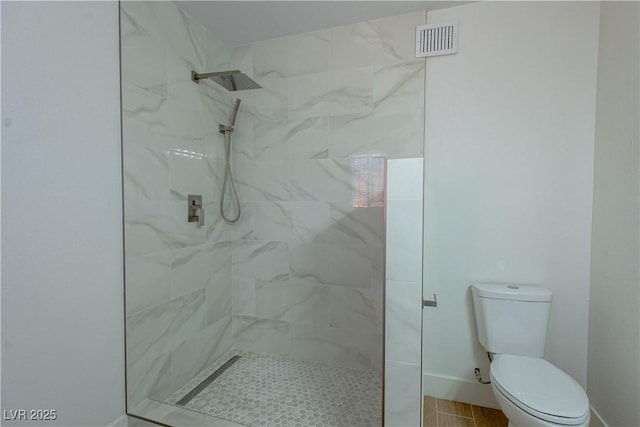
xmin=416 ymin=21 xmax=458 ymax=58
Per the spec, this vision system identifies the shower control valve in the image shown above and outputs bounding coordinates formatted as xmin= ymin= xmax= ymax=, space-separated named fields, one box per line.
xmin=187 ymin=194 xmax=204 ymax=227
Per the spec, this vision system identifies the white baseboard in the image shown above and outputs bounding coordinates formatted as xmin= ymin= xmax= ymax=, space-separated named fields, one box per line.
xmin=589 ymin=406 xmax=609 ymax=427
xmin=106 ymin=415 xmax=128 ymax=427
xmin=423 ymin=371 xmax=500 ymax=409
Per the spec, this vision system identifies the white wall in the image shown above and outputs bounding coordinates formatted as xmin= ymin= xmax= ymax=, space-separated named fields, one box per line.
xmin=587 ymin=2 xmax=640 ymax=426
xmin=1 ymin=2 xmax=125 ymax=426
xmin=422 ymin=1 xmax=600 ymax=406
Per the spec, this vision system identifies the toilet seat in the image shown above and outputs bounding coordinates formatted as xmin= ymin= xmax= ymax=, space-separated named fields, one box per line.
xmin=490 ymin=355 xmax=590 ymax=425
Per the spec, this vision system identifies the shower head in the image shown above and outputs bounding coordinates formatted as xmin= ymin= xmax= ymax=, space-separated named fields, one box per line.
xmin=191 ymin=70 xmax=262 ymax=91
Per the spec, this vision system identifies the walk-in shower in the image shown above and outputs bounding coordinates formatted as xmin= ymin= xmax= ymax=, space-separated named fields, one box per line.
xmin=121 ymin=2 xmax=419 ymax=425
xmin=192 ymin=69 xmax=262 ymax=224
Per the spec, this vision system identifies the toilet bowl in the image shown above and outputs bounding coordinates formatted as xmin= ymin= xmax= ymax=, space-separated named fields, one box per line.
xmin=490 ymin=354 xmax=590 ymax=427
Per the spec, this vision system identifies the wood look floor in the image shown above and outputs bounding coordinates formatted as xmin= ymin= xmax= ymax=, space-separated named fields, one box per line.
xmin=423 ymin=396 xmax=508 ymax=427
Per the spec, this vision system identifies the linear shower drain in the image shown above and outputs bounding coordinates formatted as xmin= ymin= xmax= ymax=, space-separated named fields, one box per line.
xmin=175 ymin=355 xmax=241 ymax=406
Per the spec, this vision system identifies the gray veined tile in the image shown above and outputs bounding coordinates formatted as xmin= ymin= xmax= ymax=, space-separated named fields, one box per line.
xmin=254 ymin=117 xmax=329 ymax=162
xmin=203 ymin=201 xmax=232 ymax=244
xmin=255 ymin=280 xmax=329 ymax=326
xmin=120 ymin=8 xmax=167 ymax=98
xmin=172 ymin=316 xmax=233 ymax=390
xmin=126 ymin=351 xmax=173 ymax=409
xmin=329 ymin=109 xmax=424 ymax=159
xmin=205 ymin=30 xmax=231 ymax=72
xmin=385 ymin=281 xmax=422 ymax=364
xmin=230 ymin=113 xmax=255 ymax=162
xmin=124 ymin=200 xmax=206 ymax=257
xmin=386 ymin=200 xmax=423 ymax=247
xmin=204 ymin=155 xmax=223 ymax=203
xmin=253 ymin=29 xmax=331 ymax=79
xmin=122 ymin=82 xmax=165 ymax=120
xmin=205 ymin=141 xmax=225 ymax=182
xmin=327 ymin=202 xmax=384 ymax=247
xmin=289 ymin=69 xmax=373 ymax=119
xmin=170 ymin=243 xmax=209 ymax=298
xmin=125 ymin=252 xmax=172 ymax=316
xmin=170 ymin=241 xmax=231 ymax=300
xmin=329 ymin=286 xmax=383 ymax=333
xmin=386 ymin=158 xmax=424 ymax=201
xmin=232 ymin=277 xmax=255 ymax=315
xmin=168 ymin=149 xmax=213 ymax=202
xmin=200 ymin=82 xmax=233 ymax=132
xmin=331 ymin=11 xmax=426 ymax=69
xmin=290 ymin=242 xmax=372 ymax=288
xmin=289 ymin=324 xmax=381 ymax=371
xmin=227 ymin=202 xmax=254 ymax=241
xmin=386 ymin=200 xmax=423 ymax=283
xmin=166 ymin=53 xmax=205 ymax=115
xmin=120 ymin=2 xmax=163 ymax=44
xmin=372 ymin=60 xmax=425 ymax=115
xmin=232 ymin=240 xmax=289 ymax=281
xmin=372 ymin=245 xmax=385 ymax=293
xmin=234 ymin=160 xmax=290 ymax=202
xmin=231 ymin=45 xmax=254 ymax=79
xmin=237 ymin=78 xmax=289 ymax=121
xmin=152 ymin=1 xmax=207 ymax=70
xmin=253 ymin=201 xmax=330 ymax=243
xmin=206 ymin=273 xmax=232 ymax=326
xmin=123 ymin=83 xmax=207 ymax=141
xmin=123 ymin=144 xmax=170 ymax=201
xmin=385 ymin=235 xmax=423 ymax=283
xmin=288 ymin=158 xmax=353 ymax=202
xmin=232 ymin=315 xmax=291 ymax=356
xmin=126 ymin=289 xmax=206 ymax=368
xmin=124 ymin=200 xmax=172 ymax=257
xmin=122 ymin=117 xmax=204 ymax=155
xmin=384 ymin=361 xmax=422 ymax=427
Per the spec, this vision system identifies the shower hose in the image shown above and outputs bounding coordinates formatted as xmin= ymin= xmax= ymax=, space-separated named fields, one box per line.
xmin=220 ymin=130 xmax=242 ymax=224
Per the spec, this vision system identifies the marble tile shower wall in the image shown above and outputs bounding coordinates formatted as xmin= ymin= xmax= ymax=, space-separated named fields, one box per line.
xmin=120 ymin=2 xmax=237 ymax=409
xmin=385 ymin=158 xmax=424 ymax=427
xmin=227 ymin=11 xmax=426 ymax=373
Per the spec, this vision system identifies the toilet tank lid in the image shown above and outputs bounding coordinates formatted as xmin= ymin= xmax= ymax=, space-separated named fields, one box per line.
xmin=471 ymin=283 xmax=552 ymax=302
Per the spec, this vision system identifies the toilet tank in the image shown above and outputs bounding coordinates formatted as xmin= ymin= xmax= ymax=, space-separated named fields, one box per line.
xmin=471 ymin=283 xmax=552 ymax=357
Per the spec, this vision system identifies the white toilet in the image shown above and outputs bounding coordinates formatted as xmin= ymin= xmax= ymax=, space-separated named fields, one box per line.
xmin=471 ymin=283 xmax=590 ymax=427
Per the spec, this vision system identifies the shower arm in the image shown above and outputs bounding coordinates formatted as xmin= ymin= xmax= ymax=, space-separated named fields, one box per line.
xmin=191 ymin=70 xmax=242 ymax=84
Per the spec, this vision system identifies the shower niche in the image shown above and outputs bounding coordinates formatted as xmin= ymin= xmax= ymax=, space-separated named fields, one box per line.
xmin=121 ymin=1 xmax=426 ymax=426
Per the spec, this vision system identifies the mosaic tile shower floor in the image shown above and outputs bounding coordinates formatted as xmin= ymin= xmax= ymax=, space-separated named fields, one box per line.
xmin=166 ymin=350 xmax=382 ymax=427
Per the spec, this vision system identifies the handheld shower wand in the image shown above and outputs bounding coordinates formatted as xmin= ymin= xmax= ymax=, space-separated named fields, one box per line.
xmin=219 ymin=99 xmax=241 ymax=134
